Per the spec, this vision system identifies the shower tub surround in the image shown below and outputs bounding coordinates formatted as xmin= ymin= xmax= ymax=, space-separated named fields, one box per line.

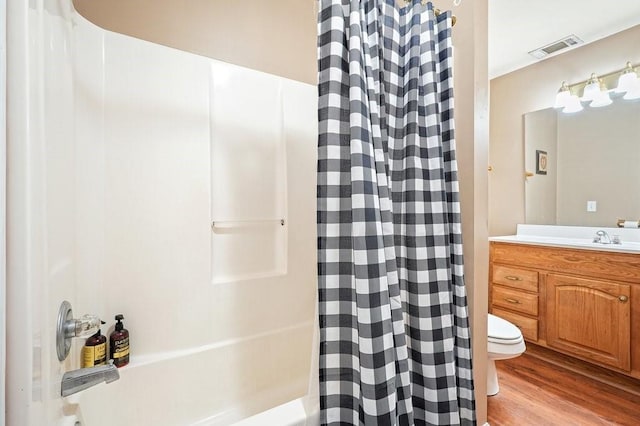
xmin=7 ymin=2 xmax=317 ymax=425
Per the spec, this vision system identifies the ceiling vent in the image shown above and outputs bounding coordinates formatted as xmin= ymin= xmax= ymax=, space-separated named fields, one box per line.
xmin=528 ymin=35 xmax=584 ymax=59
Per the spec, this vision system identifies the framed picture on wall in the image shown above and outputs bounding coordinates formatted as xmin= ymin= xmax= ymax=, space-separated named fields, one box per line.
xmin=536 ymin=150 xmax=548 ymax=175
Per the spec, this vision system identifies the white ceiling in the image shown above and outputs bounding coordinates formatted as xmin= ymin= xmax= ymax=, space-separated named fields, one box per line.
xmin=489 ymin=0 xmax=640 ymax=79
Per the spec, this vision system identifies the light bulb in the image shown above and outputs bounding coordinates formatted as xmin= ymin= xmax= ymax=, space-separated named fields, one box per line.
xmin=554 ymin=81 xmax=571 ymax=109
xmin=562 ymin=95 xmax=583 ymax=113
xmin=581 ymin=73 xmax=601 ymax=102
xmin=623 ymin=87 xmax=640 ymax=100
xmin=590 ymin=90 xmax=612 ymax=107
xmin=615 ymin=62 xmax=639 ymax=93
xmin=590 ymin=81 xmax=612 ymax=107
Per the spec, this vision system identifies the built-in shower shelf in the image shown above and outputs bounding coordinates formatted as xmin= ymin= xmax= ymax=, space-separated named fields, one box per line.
xmin=211 ymin=218 xmax=285 ymax=231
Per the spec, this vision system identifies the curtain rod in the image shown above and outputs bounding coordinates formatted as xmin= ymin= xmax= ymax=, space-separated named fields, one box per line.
xmin=399 ymin=1 xmax=458 ymax=26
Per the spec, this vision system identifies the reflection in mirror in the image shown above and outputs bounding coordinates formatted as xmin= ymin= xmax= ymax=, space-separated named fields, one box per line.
xmin=524 ymin=98 xmax=640 ymax=227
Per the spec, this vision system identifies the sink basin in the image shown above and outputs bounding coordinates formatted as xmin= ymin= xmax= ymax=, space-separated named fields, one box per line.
xmin=489 ymin=225 xmax=640 ymax=254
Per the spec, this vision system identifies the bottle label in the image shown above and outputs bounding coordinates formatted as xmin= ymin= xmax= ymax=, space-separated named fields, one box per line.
xmin=81 ymin=342 xmax=107 ymax=368
xmin=111 ymin=336 xmax=130 ymax=366
xmin=81 ymin=346 xmax=94 ymax=368
xmin=95 ymin=343 xmax=107 ymax=364
xmin=112 ymin=337 xmax=129 ymax=357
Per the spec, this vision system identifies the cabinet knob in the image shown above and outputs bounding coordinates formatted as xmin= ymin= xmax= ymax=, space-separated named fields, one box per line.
xmin=504 ymin=298 xmax=522 ymax=305
xmin=618 ymin=295 xmax=629 ymax=303
xmin=505 ymin=275 xmax=522 ymax=281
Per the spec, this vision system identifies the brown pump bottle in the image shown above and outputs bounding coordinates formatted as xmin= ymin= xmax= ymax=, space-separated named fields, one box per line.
xmin=110 ymin=314 xmax=130 ymax=367
xmin=81 ymin=321 xmax=107 ymax=368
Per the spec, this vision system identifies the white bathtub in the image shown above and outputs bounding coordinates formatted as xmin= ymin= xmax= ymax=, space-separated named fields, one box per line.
xmin=230 ymin=396 xmax=319 ymax=426
xmin=71 ymin=321 xmax=317 ymax=426
xmin=192 ymin=316 xmax=321 ymax=426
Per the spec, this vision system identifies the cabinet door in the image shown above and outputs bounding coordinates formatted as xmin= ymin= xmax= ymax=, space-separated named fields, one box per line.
xmin=546 ymin=274 xmax=631 ymax=370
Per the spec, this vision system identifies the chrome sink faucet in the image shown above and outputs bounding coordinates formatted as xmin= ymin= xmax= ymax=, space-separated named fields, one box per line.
xmin=61 ymin=362 xmax=120 ymax=397
xmin=593 ymin=230 xmax=611 ymax=244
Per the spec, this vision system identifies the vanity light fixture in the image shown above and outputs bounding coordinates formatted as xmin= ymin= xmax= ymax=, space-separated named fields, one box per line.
xmin=554 ymin=61 xmax=640 ymax=112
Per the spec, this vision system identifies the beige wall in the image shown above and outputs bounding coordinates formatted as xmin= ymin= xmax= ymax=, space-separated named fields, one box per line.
xmin=73 ymin=0 xmax=318 ymax=84
xmin=490 ymin=24 xmax=640 ymax=236
xmin=73 ymin=1 xmax=489 ymax=422
xmin=453 ymin=0 xmax=489 ymax=421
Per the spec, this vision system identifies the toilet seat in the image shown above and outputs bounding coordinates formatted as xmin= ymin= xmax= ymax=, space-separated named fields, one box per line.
xmin=488 ymin=313 xmax=523 ymax=345
xmin=487 ymin=313 xmax=526 ymax=396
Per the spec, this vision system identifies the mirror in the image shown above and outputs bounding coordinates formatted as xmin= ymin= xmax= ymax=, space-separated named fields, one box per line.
xmin=524 ymin=98 xmax=640 ymax=227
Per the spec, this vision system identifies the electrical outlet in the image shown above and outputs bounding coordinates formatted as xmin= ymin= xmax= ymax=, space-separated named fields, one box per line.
xmin=587 ymin=201 xmax=597 ymax=212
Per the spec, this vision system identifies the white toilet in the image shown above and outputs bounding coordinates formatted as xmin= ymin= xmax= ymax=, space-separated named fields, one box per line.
xmin=487 ymin=313 xmax=526 ymax=396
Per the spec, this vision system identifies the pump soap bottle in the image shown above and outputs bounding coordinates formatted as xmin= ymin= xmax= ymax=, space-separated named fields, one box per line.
xmin=109 ymin=314 xmax=130 ymax=367
xmin=81 ymin=321 xmax=107 ymax=368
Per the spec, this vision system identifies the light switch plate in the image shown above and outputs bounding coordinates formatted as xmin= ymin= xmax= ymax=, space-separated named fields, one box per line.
xmin=587 ymin=201 xmax=597 ymax=212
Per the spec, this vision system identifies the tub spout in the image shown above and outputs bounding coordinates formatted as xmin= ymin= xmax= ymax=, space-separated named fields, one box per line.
xmin=61 ymin=362 xmax=120 ymax=397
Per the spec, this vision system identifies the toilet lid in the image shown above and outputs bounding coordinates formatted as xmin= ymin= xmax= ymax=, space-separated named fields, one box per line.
xmin=488 ymin=314 xmax=523 ymax=343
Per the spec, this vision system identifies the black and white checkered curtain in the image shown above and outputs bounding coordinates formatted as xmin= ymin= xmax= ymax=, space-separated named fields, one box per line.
xmin=317 ymin=0 xmax=475 ymax=424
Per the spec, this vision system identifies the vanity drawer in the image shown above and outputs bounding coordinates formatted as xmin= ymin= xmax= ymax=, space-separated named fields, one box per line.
xmin=492 ymin=265 xmax=538 ymax=292
xmin=492 ymin=285 xmax=539 ymax=316
xmin=492 ymin=307 xmax=539 ymax=342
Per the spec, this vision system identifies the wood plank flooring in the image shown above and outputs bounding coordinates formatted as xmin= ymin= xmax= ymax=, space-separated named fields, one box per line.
xmin=487 ymin=350 xmax=640 ymax=425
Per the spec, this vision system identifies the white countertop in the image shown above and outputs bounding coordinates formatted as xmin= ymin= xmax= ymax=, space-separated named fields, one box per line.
xmin=489 ymin=224 xmax=640 ymax=254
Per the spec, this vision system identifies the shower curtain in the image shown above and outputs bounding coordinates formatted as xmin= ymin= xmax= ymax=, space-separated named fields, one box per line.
xmin=316 ymin=0 xmax=475 ymax=425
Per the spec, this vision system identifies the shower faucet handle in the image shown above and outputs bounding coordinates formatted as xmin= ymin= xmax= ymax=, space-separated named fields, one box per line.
xmin=64 ymin=314 xmax=102 ymax=339
xmin=57 ymin=301 xmax=103 ymax=361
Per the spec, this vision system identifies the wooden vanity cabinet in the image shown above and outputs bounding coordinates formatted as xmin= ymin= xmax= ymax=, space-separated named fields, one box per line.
xmin=490 ymin=242 xmax=640 ymax=379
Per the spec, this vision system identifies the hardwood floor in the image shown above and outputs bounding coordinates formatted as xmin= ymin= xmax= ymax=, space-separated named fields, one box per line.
xmin=487 ymin=351 xmax=640 ymax=425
